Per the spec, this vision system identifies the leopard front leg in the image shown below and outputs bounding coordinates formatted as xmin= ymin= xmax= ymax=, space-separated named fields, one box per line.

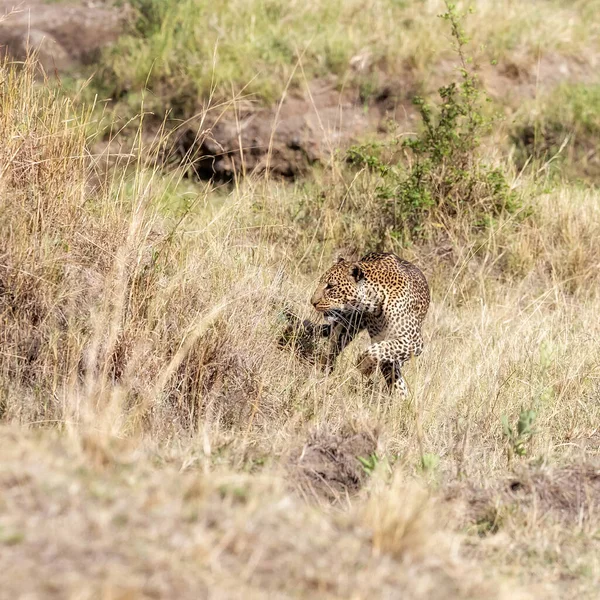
xmin=379 ymin=361 xmax=409 ymax=396
xmin=357 ymin=339 xmax=412 ymax=395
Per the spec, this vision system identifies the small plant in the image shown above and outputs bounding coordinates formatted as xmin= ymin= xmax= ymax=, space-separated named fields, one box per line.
xmin=357 ymin=453 xmax=381 ymax=475
xmin=347 ymin=1 xmax=518 ymax=243
xmin=357 ymin=453 xmax=394 ymax=477
xmin=419 ymin=453 xmax=440 ymax=474
xmin=501 ymin=408 xmax=537 ymax=461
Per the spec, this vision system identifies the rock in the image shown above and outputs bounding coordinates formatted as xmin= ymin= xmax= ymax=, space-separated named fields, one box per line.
xmin=0 ymin=0 xmax=126 ymax=71
xmin=2 ymin=29 xmax=73 ymax=71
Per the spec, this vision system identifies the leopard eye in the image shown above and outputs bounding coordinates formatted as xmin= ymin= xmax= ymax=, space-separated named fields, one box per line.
xmin=325 ymin=282 xmax=335 ymax=290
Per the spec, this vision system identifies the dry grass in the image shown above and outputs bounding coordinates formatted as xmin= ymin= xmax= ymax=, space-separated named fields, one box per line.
xmin=0 ymin=427 xmax=518 ymax=600
xmin=1 ymin=54 xmax=600 ymax=598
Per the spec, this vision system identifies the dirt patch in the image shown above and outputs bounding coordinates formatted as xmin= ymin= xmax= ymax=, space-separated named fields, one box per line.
xmin=168 ymin=79 xmax=388 ymax=180
xmin=507 ymin=463 xmax=600 ymax=521
xmin=494 ymin=53 xmax=599 ymax=99
xmin=289 ymin=426 xmax=379 ymax=504
xmin=419 ymin=53 xmax=599 ymax=108
xmin=0 ymin=1 xmax=126 ymax=71
xmin=445 ymin=462 xmax=600 ymax=534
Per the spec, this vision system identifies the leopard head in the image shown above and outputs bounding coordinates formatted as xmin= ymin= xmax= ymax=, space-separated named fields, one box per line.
xmin=310 ymin=257 xmax=365 ymax=323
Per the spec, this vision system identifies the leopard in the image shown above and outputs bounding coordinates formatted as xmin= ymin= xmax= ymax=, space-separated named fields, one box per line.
xmin=310 ymin=252 xmax=430 ymax=396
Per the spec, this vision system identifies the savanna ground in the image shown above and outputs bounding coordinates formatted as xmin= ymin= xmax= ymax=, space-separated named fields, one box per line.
xmin=1 ymin=0 xmax=600 ymax=598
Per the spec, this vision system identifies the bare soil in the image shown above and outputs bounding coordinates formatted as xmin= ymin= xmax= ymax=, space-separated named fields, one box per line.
xmin=289 ymin=425 xmax=379 ymax=504
xmin=445 ymin=461 xmax=600 ymax=533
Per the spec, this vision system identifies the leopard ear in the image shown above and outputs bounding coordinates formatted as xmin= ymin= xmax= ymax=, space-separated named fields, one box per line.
xmin=349 ymin=263 xmax=364 ymax=282
xmin=336 ymin=256 xmax=345 ymax=263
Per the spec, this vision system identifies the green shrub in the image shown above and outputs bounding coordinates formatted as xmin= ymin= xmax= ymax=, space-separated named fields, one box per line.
xmin=346 ymin=2 xmax=518 ymax=243
xmin=501 ymin=408 xmax=537 ymax=462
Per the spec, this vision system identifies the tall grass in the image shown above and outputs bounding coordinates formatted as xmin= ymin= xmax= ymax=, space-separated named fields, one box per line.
xmin=512 ymin=83 xmax=600 ymax=181
xmin=3 ymin=53 xmax=599 ymax=445
xmin=1 ymin=51 xmax=600 ymax=597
